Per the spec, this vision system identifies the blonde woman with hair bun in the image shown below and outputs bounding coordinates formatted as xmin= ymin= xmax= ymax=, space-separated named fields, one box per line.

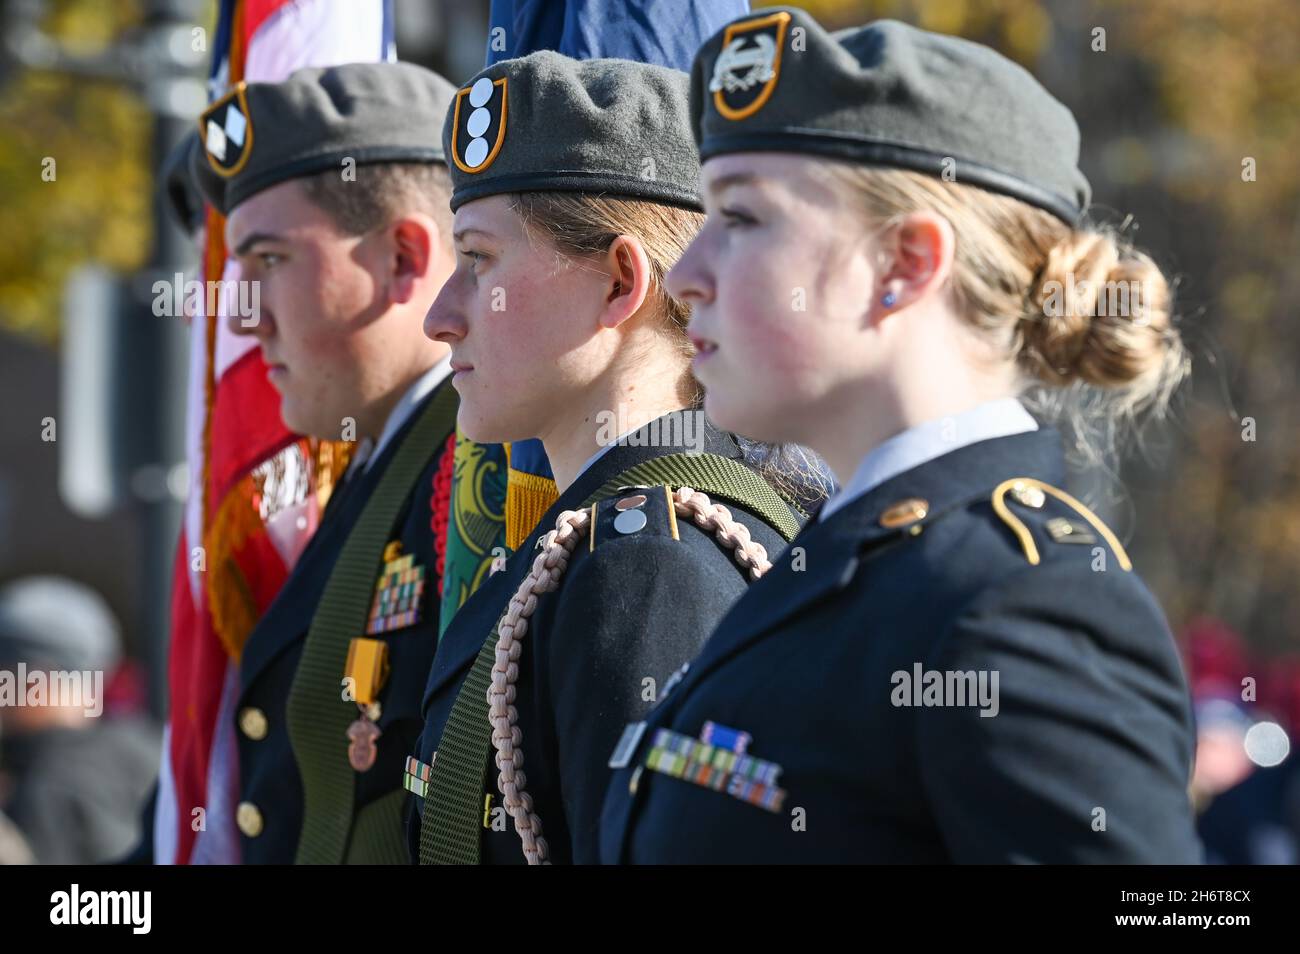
xmin=599 ymin=8 xmax=1201 ymax=864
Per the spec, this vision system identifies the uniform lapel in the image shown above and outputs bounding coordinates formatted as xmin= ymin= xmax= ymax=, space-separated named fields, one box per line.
xmin=239 ymin=385 xmax=447 ymax=691
xmin=419 ymin=563 xmax=515 ymax=704
xmin=674 ymin=429 xmax=1068 ymax=694
xmin=680 ymin=507 xmax=888 ymax=684
xmin=420 ymin=412 xmax=747 ymax=706
xmin=238 ymin=464 xmax=382 ymax=690
xmin=320 ymin=455 xmax=365 ymax=523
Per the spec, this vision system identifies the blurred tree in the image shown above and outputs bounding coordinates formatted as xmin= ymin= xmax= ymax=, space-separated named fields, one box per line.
xmin=1111 ymin=0 xmax=1300 ymax=656
xmin=0 ymin=0 xmax=153 ymax=346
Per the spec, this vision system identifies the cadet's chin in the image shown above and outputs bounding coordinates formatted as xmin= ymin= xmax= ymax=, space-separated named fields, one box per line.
xmin=277 ymin=394 xmax=329 ymax=441
xmin=455 ymin=398 xmax=515 ymax=447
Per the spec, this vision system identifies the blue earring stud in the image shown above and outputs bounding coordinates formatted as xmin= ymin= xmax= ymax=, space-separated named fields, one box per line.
xmin=881 ymin=291 xmax=897 ymax=307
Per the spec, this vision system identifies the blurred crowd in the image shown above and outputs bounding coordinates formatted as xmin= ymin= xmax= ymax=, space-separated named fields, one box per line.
xmin=0 ymin=576 xmax=159 ymax=863
xmin=1187 ymin=618 xmax=1300 ymax=864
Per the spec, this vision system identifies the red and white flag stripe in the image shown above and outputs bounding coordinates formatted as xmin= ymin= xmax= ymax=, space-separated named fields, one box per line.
xmin=157 ymin=0 xmax=394 ymax=865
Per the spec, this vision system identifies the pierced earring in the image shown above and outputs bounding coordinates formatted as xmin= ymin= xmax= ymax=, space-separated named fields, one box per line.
xmin=881 ymin=291 xmax=897 ymax=307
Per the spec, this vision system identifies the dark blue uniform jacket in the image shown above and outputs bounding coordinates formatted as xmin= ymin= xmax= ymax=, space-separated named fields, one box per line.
xmin=600 ymin=429 xmax=1202 ymax=864
xmin=408 ymin=414 xmax=793 ymax=864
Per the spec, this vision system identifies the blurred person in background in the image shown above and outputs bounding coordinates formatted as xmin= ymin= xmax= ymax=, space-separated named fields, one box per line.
xmin=0 ymin=576 xmax=160 ymax=864
xmin=0 ymin=809 xmax=34 ymax=865
xmin=1188 ymin=618 xmax=1300 ymax=864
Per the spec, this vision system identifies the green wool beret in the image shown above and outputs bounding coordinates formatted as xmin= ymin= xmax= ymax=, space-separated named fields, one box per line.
xmin=191 ymin=61 xmax=456 ymax=215
xmin=442 ymin=50 xmax=702 ymax=212
xmin=691 ymin=7 xmax=1091 ymax=224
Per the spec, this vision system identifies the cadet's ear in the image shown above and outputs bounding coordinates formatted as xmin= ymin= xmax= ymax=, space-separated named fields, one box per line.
xmin=598 ymin=234 xmax=652 ymax=330
xmin=388 ymin=213 xmax=437 ymax=305
xmin=873 ymin=210 xmax=955 ymax=322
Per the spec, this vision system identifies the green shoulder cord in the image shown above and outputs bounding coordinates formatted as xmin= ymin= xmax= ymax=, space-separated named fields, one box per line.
xmin=419 ymin=452 xmax=801 ymax=864
xmin=288 ymin=385 xmax=458 ymax=865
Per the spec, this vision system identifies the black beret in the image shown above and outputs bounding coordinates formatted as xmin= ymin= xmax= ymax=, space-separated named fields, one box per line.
xmin=442 ymin=51 xmax=702 ymax=213
xmin=191 ymin=61 xmax=456 ymax=216
xmin=691 ymin=7 xmax=1091 ymax=224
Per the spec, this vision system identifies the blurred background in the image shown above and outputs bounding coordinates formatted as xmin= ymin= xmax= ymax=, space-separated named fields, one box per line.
xmin=0 ymin=0 xmax=1296 ymax=864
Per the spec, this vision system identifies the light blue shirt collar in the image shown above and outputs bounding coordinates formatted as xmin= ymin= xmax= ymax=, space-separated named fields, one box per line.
xmin=820 ymin=398 xmax=1038 ymax=522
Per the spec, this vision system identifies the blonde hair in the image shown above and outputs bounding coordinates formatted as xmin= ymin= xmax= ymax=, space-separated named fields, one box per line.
xmin=509 ymin=191 xmax=702 ymax=405
xmin=824 ymin=165 xmax=1189 ymax=464
xmin=509 ymin=190 xmax=829 ymax=511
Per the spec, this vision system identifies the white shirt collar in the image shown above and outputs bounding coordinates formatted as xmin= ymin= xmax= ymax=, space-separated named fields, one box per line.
xmin=819 ymin=398 xmax=1038 ymax=522
xmin=348 ymin=354 xmax=453 ymax=477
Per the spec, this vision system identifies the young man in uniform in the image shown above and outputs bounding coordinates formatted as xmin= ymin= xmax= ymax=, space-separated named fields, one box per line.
xmin=138 ymin=60 xmax=464 ymax=864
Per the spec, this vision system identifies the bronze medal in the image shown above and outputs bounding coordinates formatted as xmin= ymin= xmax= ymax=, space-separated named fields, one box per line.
xmin=346 ymin=709 xmax=382 ymax=772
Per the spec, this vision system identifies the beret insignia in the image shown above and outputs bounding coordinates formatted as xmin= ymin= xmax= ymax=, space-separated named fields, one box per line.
xmin=709 ymin=10 xmax=791 ymax=121
xmin=451 ymin=76 xmax=508 ymax=174
xmin=199 ymin=82 xmax=253 ymax=178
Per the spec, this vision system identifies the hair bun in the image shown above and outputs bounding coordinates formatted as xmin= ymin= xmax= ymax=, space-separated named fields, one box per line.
xmin=1022 ymin=228 xmax=1187 ymax=414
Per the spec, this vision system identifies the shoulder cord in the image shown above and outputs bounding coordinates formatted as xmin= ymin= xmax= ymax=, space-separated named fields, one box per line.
xmin=488 ymin=485 xmax=776 ymax=864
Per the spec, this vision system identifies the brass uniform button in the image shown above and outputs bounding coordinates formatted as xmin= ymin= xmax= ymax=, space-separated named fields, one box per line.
xmin=238 ymin=707 xmax=268 ymax=741
xmin=879 ymin=497 xmax=929 ymax=529
xmin=1009 ymin=481 xmax=1046 ymax=509
xmin=236 ymin=802 xmax=264 ymax=838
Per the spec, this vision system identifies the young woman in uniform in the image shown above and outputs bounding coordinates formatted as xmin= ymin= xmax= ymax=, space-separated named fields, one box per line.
xmin=599 ymin=8 xmax=1201 ymax=864
xmin=405 ymin=50 xmax=821 ymax=865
